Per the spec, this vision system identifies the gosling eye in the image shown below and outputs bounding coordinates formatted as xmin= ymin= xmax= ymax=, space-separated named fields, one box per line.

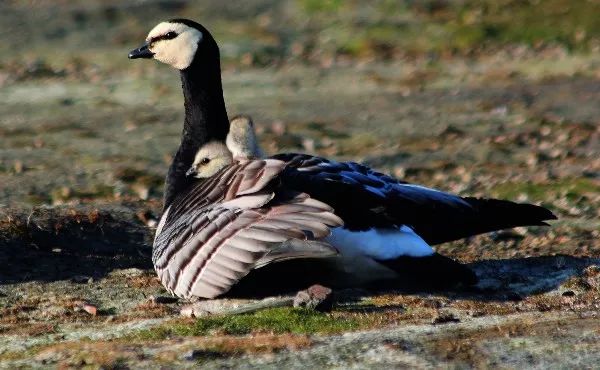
xmin=200 ymin=158 xmax=211 ymax=165
xmin=165 ymin=31 xmax=178 ymax=39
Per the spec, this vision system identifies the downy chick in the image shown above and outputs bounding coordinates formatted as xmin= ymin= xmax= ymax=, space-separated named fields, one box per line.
xmin=185 ymin=141 xmax=233 ymax=179
xmin=226 ymin=115 xmax=264 ymax=159
xmin=187 ymin=115 xmax=263 ymax=179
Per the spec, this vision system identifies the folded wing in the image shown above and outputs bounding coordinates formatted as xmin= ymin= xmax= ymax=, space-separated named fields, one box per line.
xmin=153 ymin=159 xmax=342 ymax=299
xmin=272 ymin=153 xmax=556 ymax=245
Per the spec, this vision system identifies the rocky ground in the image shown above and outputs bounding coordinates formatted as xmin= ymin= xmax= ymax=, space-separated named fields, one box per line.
xmin=1 ymin=1 xmax=599 ymax=368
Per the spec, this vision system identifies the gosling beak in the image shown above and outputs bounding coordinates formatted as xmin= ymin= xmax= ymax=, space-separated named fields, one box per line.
xmin=185 ymin=167 xmax=197 ymax=177
xmin=128 ymin=42 xmax=154 ymax=59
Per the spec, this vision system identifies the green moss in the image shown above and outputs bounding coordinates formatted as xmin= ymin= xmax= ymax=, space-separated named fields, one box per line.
xmin=490 ymin=178 xmax=600 ymax=201
xmin=445 ymin=0 xmax=600 ymax=51
xmin=114 ymin=167 xmax=163 ymax=188
xmin=23 ymin=193 xmax=53 ymax=205
xmin=131 ymin=308 xmax=363 ymax=339
xmin=50 ymin=184 xmax=115 ymax=203
xmin=304 ymin=122 xmax=350 ymax=139
xmin=336 ymin=133 xmax=380 ymax=156
xmin=0 ymin=346 xmax=41 ymax=362
xmin=299 ymin=0 xmax=600 ymax=57
xmin=300 ymin=0 xmax=344 ymax=14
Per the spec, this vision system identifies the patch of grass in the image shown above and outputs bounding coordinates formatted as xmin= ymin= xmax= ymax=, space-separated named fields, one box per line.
xmin=299 ymin=0 xmax=600 ymax=58
xmin=300 ymin=0 xmax=344 ymax=14
xmin=304 ymin=121 xmax=350 ymax=139
xmin=132 ymin=308 xmax=363 ymax=339
xmin=440 ymin=0 xmax=600 ymax=51
xmin=335 ymin=133 xmax=380 ymax=156
xmin=490 ymin=178 xmax=600 ymax=201
xmin=23 ymin=192 xmax=53 ymax=205
xmin=0 ymin=348 xmax=38 ymax=362
xmin=50 ymin=184 xmax=115 ymax=203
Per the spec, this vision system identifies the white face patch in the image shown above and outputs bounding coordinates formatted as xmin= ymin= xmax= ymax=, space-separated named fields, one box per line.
xmin=146 ymin=22 xmax=203 ymax=70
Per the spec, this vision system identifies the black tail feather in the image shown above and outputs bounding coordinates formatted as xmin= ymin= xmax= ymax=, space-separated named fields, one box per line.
xmin=415 ymin=198 xmax=557 ymax=245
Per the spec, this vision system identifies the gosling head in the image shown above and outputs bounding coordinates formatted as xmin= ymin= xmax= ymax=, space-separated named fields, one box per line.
xmin=226 ymin=115 xmax=264 ymax=159
xmin=128 ymin=19 xmax=218 ymax=70
xmin=186 ymin=142 xmax=233 ymax=179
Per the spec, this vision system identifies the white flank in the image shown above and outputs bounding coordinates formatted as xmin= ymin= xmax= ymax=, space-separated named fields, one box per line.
xmin=325 ymin=226 xmax=434 ymax=260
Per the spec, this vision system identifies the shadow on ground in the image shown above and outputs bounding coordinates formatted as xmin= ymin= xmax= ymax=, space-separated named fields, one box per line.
xmin=0 ymin=205 xmax=153 ymax=283
xmin=1 ymin=205 xmax=597 ymax=302
xmin=227 ymin=255 xmax=599 ymax=301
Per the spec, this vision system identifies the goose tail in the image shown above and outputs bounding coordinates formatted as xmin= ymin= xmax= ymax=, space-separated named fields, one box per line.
xmin=464 ymin=197 xmax=557 ymax=228
xmin=416 ymin=197 xmax=557 ymax=245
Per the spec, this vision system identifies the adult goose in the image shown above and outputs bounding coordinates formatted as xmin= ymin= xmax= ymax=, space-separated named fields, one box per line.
xmin=129 ymin=19 xmax=557 ymax=299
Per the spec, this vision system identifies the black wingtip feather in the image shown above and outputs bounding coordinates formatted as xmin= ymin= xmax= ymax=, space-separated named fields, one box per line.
xmin=464 ymin=198 xmax=557 ymax=225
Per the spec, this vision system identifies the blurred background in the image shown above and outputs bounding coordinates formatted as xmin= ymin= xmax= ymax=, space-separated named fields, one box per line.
xmin=0 ymin=0 xmax=598 ymax=258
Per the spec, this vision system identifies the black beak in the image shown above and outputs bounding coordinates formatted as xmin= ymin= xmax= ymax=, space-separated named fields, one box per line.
xmin=128 ymin=42 xmax=154 ymax=59
xmin=185 ymin=167 xmax=197 ymax=177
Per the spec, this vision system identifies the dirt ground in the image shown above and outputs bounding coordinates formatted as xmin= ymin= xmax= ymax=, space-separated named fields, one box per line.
xmin=1 ymin=1 xmax=599 ymax=368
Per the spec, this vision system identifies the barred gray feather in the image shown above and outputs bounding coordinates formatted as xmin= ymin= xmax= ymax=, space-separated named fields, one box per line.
xmin=153 ymin=159 xmax=343 ymax=299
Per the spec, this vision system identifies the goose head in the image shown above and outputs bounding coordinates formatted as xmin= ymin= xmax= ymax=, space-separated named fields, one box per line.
xmin=128 ymin=19 xmax=216 ymax=70
xmin=226 ymin=115 xmax=263 ymax=158
xmin=186 ymin=141 xmax=233 ymax=179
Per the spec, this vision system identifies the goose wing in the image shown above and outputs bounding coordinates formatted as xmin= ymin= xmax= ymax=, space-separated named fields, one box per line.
xmin=153 ymin=159 xmax=343 ymax=299
xmin=271 ymin=153 xmax=556 ymax=245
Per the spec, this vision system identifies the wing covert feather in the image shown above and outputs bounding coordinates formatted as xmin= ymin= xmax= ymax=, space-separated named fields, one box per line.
xmin=152 ymin=158 xmax=343 ymax=299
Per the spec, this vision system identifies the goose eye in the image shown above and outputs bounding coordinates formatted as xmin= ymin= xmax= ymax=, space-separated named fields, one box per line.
xmin=165 ymin=31 xmax=178 ymax=39
xmin=200 ymin=158 xmax=210 ymax=165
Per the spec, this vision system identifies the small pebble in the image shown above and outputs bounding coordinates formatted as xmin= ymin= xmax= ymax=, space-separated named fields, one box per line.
xmin=82 ymin=303 xmax=98 ymax=316
xmin=302 ymin=138 xmax=315 ymax=152
xmin=180 ymin=305 xmax=210 ymax=318
xmin=271 ymin=121 xmax=286 ymax=135
xmin=13 ymin=160 xmax=23 ymax=174
xmin=132 ymin=184 xmax=150 ymax=200
xmin=293 ymin=284 xmax=333 ymax=312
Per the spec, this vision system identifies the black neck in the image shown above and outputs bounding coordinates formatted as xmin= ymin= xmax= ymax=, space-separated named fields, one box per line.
xmin=163 ymin=53 xmax=229 ymax=209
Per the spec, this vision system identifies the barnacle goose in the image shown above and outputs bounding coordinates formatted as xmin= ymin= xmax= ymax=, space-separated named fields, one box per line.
xmin=129 ymin=19 xmax=557 ymax=299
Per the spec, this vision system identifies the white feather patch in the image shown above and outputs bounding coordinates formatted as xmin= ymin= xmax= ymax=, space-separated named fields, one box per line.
xmin=325 ymin=226 xmax=434 ymax=260
xmin=147 ymin=22 xmax=203 ymax=70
